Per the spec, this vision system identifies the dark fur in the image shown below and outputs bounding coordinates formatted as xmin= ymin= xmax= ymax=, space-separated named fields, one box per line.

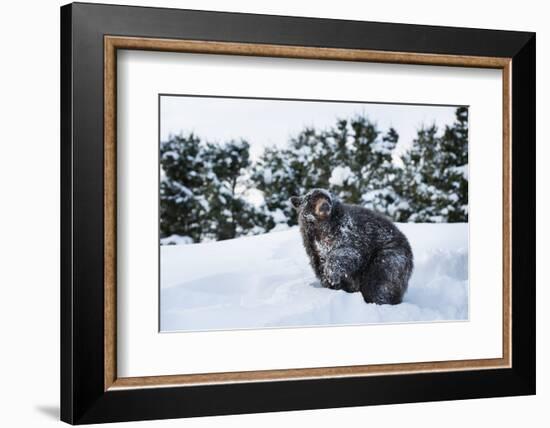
xmin=290 ymin=189 xmax=413 ymax=305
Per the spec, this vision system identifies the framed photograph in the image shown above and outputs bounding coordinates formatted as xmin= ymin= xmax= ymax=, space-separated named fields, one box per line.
xmin=60 ymin=2 xmax=535 ymax=424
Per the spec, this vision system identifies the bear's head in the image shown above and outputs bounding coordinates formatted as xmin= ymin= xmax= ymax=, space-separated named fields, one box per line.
xmin=290 ymin=189 xmax=335 ymax=223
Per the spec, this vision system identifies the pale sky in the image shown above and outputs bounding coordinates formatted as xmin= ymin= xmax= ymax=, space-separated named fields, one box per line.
xmin=160 ymin=95 xmax=461 ymax=160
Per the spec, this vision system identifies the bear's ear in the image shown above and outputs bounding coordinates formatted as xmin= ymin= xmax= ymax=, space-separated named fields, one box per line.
xmin=289 ymin=196 xmax=302 ymax=209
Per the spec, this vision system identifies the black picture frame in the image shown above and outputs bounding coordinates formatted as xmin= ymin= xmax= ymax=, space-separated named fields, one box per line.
xmin=61 ymin=2 xmax=535 ymax=424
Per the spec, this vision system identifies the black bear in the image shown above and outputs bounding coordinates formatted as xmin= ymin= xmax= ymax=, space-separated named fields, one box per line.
xmin=290 ymin=188 xmax=413 ymax=305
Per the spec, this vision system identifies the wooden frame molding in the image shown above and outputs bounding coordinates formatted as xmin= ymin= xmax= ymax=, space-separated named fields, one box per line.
xmin=104 ymin=35 xmax=513 ymax=391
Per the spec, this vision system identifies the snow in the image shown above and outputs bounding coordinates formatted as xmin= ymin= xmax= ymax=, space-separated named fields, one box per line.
xmin=170 ymin=181 xmax=193 ymax=197
xmin=271 ymin=208 xmax=287 ymax=223
xmin=270 ymin=222 xmax=291 ymax=232
xmin=296 ymin=146 xmax=312 ymax=162
xmin=160 ymin=234 xmax=194 ymax=246
xmin=362 ymin=188 xmax=390 ymax=203
xmin=160 ymin=223 xmax=468 ymax=332
xmin=262 ymin=168 xmax=273 ymax=184
xmin=371 ymin=138 xmax=394 ymax=155
xmin=345 ymin=135 xmax=356 ymax=152
xmin=329 ymin=166 xmax=354 ymax=186
xmin=450 ymin=164 xmax=469 ymax=180
xmin=397 ymin=200 xmax=410 ymax=210
xmin=196 ymin=196 xmax=210 ymax=211
xmin=161 ymin=150 xmax=179 ymax=161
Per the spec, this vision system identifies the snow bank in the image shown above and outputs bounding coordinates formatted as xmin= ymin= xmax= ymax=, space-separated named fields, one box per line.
xmin=160 ymin=223 xmax=468 ymax=332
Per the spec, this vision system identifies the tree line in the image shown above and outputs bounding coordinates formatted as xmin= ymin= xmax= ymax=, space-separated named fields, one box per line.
xmin=160 ymin=107 xmax=468 ymax=243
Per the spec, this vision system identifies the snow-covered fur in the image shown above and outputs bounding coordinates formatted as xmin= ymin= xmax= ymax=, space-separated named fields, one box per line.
xmin=290 ymin=189 xmax=413 ymax=305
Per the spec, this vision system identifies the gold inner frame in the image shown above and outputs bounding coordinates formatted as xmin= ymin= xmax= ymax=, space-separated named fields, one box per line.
xmin=104 ymin=35 xmax=512 ymax=391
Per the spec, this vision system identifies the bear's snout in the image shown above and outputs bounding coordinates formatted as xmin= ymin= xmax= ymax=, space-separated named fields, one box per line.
xmin=315 ymin=199 xmax=331 ymax=219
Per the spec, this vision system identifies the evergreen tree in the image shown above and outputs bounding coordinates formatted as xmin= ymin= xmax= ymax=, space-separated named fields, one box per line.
xmin=202 ymin=140 xmax=268 ymax=241
xmin=252 ymin=126 xmax=338 ymax=228
xmin=325 ymin=119 xmax=361 ymax=202
xmin=161 ymin=108 xmax=469 ymax=242
xmin=439 ymin=107 xmax=468 ymax=222
xmin=160 ymin=135 xmax=268 ymax=243
xmin=251 ymin=146 xmax=305 ymax=228
xmin=395 ymin=125 xmax=441 ymax=221
xmin=395 ymin=107 xmax=468 ymax=222
xmin=349 ymin=119 xmax=400 ymax=214
xmin=253 ymin=116 xmax=402 ymax=227
xmin=160 ymin=133 xmax=209 ymax=242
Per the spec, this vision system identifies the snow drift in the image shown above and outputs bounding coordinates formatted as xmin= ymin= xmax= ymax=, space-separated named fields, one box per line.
xmin=160 ymin=223 xmax=468 ymax=332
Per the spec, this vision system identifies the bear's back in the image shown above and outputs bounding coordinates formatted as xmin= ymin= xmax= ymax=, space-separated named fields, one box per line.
xmin=339 ymin=203 xmax=408 ymax=250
